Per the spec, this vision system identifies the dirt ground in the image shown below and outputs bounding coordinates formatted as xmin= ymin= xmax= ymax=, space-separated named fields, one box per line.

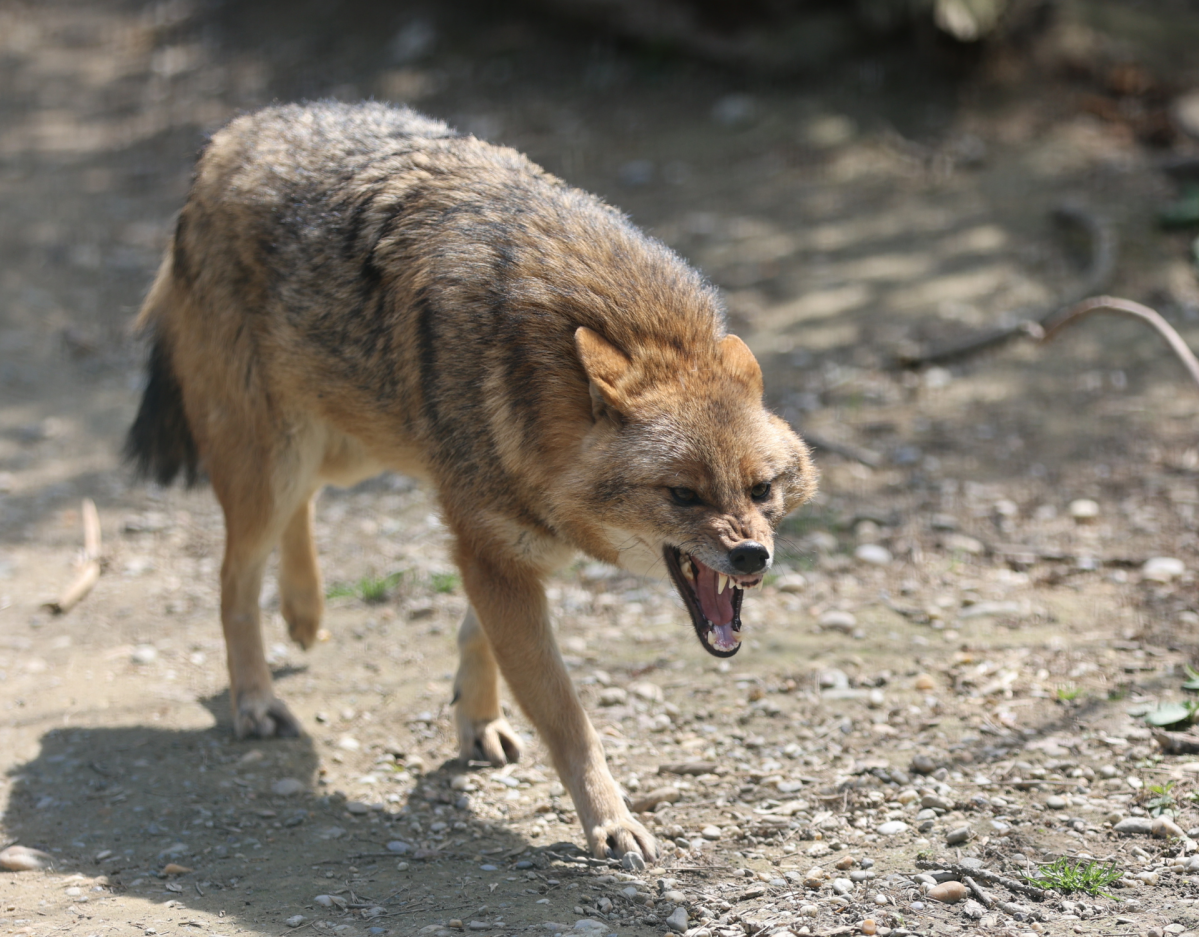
xmin=8 ymin=2 xmax=1199 ymax=937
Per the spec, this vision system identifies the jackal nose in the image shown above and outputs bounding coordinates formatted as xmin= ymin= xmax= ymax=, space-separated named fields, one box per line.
xmin=728 ymin=541 xmax=769 ymax=574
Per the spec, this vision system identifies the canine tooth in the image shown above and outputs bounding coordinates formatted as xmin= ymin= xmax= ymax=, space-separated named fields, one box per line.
xmin=681 ymin=558 xmax=695 ymax=581
xmin=718 ymin=573 xmax=729 ymax=594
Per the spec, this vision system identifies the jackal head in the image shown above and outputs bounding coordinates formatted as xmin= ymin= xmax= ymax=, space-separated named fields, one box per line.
xmin=572 ymin=326 xmax=817 ymax=658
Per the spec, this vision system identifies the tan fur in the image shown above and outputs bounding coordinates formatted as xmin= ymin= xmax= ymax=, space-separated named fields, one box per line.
xmin=126 ymin=102 xmax=817 ymax=860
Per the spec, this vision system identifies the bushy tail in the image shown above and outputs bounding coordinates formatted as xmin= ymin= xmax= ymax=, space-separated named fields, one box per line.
xmin=124 ymin=256 xmax=202 ymax=487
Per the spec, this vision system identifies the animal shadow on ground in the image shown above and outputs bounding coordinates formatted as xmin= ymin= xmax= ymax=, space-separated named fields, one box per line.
xmin=2 ymin=680 xmax=549 ymax=933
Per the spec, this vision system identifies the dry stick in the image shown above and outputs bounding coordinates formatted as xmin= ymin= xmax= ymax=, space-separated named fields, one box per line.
xmin=1040 ymin=296 xmax=1199 ymax=391
xmin=44 ymin=497 xmax=102 ymax=614
xmin=915 ymin=860 xmax=1047 ymax=901
xmin=900 ymin=202 xmax=1117 ymax=368
xmin=963 ymin=875 xmax=995 ymax=908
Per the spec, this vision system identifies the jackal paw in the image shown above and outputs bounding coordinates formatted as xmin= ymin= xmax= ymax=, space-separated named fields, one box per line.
xmin=234 ymin=695 xmax=302 ymax=739
xmin=456 ymin=713 xmax=521 ymax=766
xmin=281 ymin=595 xmax=323 ymax=650
xmin=585 ymin=813 xmax=658 ymax=862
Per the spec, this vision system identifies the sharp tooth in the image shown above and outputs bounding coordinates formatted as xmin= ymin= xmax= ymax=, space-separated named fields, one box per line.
xmin=718 ymin=574 xmax=729 ymax=594
xmin=681 ymin=558 xmax=695 ymax=581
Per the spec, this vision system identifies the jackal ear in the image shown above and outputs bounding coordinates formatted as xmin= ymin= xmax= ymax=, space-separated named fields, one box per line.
xmin=719 ymin=334 xmax=764 ymax=397
xmin=575 ymin=326 xmax=632 ymax=422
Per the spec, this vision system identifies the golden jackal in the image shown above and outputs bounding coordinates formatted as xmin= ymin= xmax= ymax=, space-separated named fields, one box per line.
xmin=126 ymin=102 xmax=816 ymax=860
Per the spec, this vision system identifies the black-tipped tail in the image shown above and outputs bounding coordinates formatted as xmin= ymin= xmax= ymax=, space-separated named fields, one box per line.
xmin=124 ymin=335 xmax=202 ymax=487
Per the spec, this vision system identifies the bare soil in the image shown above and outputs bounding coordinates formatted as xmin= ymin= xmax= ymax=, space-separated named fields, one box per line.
xmin=6 ymin=3 xmax=1199 ymax=937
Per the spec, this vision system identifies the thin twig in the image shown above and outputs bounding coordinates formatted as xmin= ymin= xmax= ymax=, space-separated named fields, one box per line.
xmin=963 ymin=875 xmax=995 ymax=908
xmin=900 ymin=203 xmax=1117 ymax=367
xmin=1041 ymin=296 xmax=1199 ymax=390
xmin=44 ymin=498 xmax=102 ymax=614
xmin=915 ymin=860 xmax=1047 ymax=901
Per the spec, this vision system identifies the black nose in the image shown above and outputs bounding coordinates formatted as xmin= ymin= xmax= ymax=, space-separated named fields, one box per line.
xmin=728 ymin=541 xmax=770 ymax=574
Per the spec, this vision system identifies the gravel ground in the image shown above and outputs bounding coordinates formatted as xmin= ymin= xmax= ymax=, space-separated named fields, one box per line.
xmin=7 ymin=2 xmax=1199 ymax=937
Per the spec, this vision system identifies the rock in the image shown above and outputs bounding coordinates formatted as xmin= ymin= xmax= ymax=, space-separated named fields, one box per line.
xmin=666 ymin=906 xmax=689 ymax=932
xmin=162 ymin=863 xmax=192 ymax=875
xmin=832 ymin=878 xmax=853 ymax=895
xmin=875 ymin=821 xmax=907 ymax=836
xmin=598 ymin=687 xmax=628 ymax=706
xmin=387 ymin=840 xmax=412 ymax=853
xmin=800 ymin=904 xmax=819 ymax=917
xmin=621 ymin=851 xmax=646 ymax=871
xmin=0 ymin=845 xmax=53 ymax=871
xmin=337 ymin=736 xmax=361 ymax=751
xmin=662 ymin=889 xmax=686 ymax=903
xmin=629 ymin=787 xmax=681 ymax=813
xmin=944 ymin=534 xmax=985 ymax=555
xmin=272 ymin=778 xmax=305 ymax=797
xmin=1046 ymin=795 xmax=1067 ymax=809
xmin=346 ymin=801 xmax=370 ymax=815
xmin=928 ymin=881 xmax=969 ymax=903
xmin=862 ymin=920 xmax=877 ymax=935
xmin=961 ymin=899 xmax=986 ymax=919
xmin=922 ymin=794 xmax=953 ymax=810
xmin=1069 ymin=499 xmax=1100 ymax=522
xmin=286 ymin=916 xmax=306 ymax=928
xmin=946 ymin=827 xmax=972 ymax=845
xmin=909 ymin=755 xmax=937 ymax=775
xmin=1153 ymin=817 xmax=1186 ymax=839
xmin=131 ymin=644 xmax=158 ymax=664
xmin=1144 ymin=557 xmax=1186 ymax=583
xmin=818 ymin=610 xmax=857 ymax=633
xmin=1173 ymin=89 xmax=1199 ymax=139
xmin=855 ymin=544 xmax=892 ymax=566
xmin=701 ymin=825 xmax=722 ymax=840
xmin=777 ymin=573 xmax=807 ymax=593
xmin=628 ymin=681 xmax=663 ymax=702
xmin=1114 ymin=817 xmax=1154 ymax=835
xmin=914 ymin=674 xmax=936 ymax=691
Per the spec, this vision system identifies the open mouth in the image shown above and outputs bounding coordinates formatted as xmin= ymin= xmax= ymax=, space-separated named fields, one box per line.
xmin=663 ymin=546 xmax=763 ymax=657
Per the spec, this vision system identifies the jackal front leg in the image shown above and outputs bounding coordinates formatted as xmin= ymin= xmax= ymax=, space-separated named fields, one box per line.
xmin=457 ymin=551 xmax=657 ymax=861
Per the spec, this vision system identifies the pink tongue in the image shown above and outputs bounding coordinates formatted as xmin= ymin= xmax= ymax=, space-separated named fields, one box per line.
xmin=693 ymin=557 xmax=735 ymax=626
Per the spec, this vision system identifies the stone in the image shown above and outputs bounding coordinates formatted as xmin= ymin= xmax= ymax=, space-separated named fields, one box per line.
xmin=598 ymin=687 xmax=627 ymax=706
xmin=1173 ymin=89 xmax=1199 ymax=139
xmin=944 ymin=534 xmax=984 ymax=555
xmin=832 ymin=878 xmax=853 ymax=895
xmin=1069 ymin=499 xmax=1100 ymax=522
xmin=1046 ymin=795 xmax=1067 ymax=809
xmin=621 ymin=851 xmax=646 ymax=871
xmin=286 ymin=916 xmax=306 ymax=928
xmin=666 ymin=906 xmax=689 ymax=933
xmin=628 ymin=787 xmax=680 ymax=813
xmin=777 ymin=573 xmax=807 ymax=593
xmin=346 ymin=801 xmax=370 ymax=815
xmin=946 ymin=827 xmax=971 ymax=845
xmin=928 ymin=881 xmax=969 ymax=903
xmin=862 ymin=920 xmax=877 ymax=935
xmin=819 ymin=610 xmax=857 ymax=633
xmin=1114 ymin=817 xmax=1154 ymax=835
xmin=0 ymin=845 xmax=53 ymax=871
xmin=1153 ymin=817 xmax=1186 ymax=839
xmin=272 ymin=778 xmax=305 ymax=797
xmin=914 ymin=674 xmax=935 ymax=691
xmin=701 ymin=825 xmax=722 ymax=840
xmin=1144 ymin=557 xmax=1186 ymax=583
xmin=855 ymin=544 xmax=892 ymax=566
xmin=131 ymin=644 xmax=158 ymax=664
xmin=876 ymin=821 xmax=907 ymax=836
xmin=628 ymin=681 xmax=663 ymax=702
xmin=387 ymin=840 xmax=412 ymax=853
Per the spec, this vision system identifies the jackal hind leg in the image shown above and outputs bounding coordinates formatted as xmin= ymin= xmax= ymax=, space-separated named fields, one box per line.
xmin=453 ymin=605 xmax=522 ymax=766
xmin=279 ymin=495 xmax=323 ymax=649
xmin=213 ymin=459 xmax=317 ymax=740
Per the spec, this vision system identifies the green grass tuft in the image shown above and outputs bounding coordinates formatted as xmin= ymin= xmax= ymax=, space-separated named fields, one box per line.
xmin=1022 ymin=856 xmax=1125 ymax=899
xmin=326 ymin=571 xmax=404 ymax=604
xmin=430 ymin=572 xmax=460 ymax=594
xmin=1056 ymin=685 xmax=1082 ymax=702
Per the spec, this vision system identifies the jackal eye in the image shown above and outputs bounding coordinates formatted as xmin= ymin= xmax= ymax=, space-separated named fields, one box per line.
xmin=750 ymin=481 xmax=772 ymax=502
xmin=670 ymin=487 xmax=700 ymax=506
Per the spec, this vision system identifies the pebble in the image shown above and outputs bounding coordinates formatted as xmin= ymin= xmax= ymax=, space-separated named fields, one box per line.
xmin=855 ymin=544 xmax=892 ymax=566
xmin=1069 ymin=499 xmax=1100 ymax=522
xmin=946 ymin=827 xmax=972 ymax=845
xmin=876 ymin=821 xmax=908 ymax=836
xmin=777 ymin=573 xmax=807 ymax=593
xmin=862 ymin=920 xmax=877 ymax=936
xmin=1046 ymin=795 xmax=1067 ymax=809
xmin=387 ymin=840 xmax=412 ymax=853
xmin=913 ymin=674 xmax=935 ymax=691
xmin=598 ymin=687 xmax=627 ymax=706
xmin=666 ymin=906 xmax=689 ymax=932
xmin=1174 ymin=89 xmax=1199 ymax=140
xmin=833 ymin=878 xmax=853 ymax=895
xmin=629 ymin=787 xmax=680 ymax=813
xmin=628 ymin=680 xmax=663 ymax=702
xmin=1144 ymin=557 xmax=1186 ymax=583
xmin=701 ymin=826 xmax=722 ymax=840
xmin=272 ymin=778 xmax=305 ymax=797
xmin=345 ymin=801 xmax=370 ymax=815
xmin=621 ymin=851 xmax=646 ymax=871
xmin=928 ymin=881 xmax=969 ymax=903
xmin=662 ymin=890 xmax=686 ymax=903
xmin=800 ymin=905 xmax=819 ymax=917
xmin=337 ymin=736 xmax=361 ymax=751
xmin=1114 ymin=817 xmax=1154 ymax=835
xmin=1153 ymin=817 xmax=1186 ymax=839
xmin=922 ymin=794 xmax=953 ymax=810
xmin=286 ymin=916 xmax=306 ymax=928
xmin=944 ymin=533 xmax=985 ymax=555
xmin=131 ymin=644 xmax=158 ymax=664
xmin=819 ymin=610 xmax=858 ymax=633
xmin=0 ymin=845 xmax=53 ymax=871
